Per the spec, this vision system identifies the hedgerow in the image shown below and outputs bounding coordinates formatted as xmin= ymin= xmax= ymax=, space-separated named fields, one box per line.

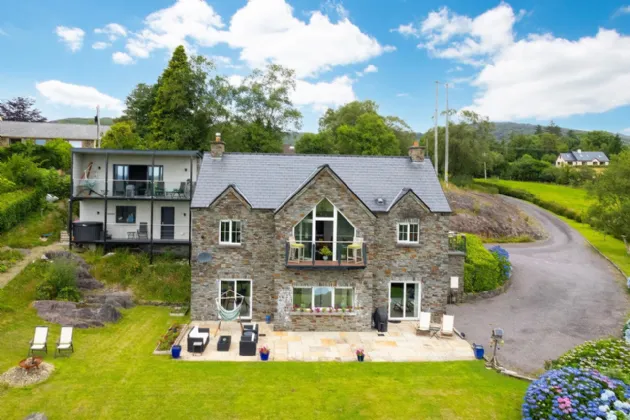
xmin=464 ymin=234 xmax=510 ymax=293
xmin=0 ymin=189 xmax=44 ymax=233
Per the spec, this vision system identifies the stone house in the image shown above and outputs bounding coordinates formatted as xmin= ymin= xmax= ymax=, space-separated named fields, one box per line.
xmin=190 ymin=140 xmax=465 ymax=331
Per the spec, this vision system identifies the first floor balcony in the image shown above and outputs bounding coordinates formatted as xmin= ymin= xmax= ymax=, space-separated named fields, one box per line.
xmin=71 ymin=221 xmax=190 ymax=245
xmin=72 ymin=179 xmax=193 ymax=200
xmin=285 ymin=241 xmax=367 ymax=269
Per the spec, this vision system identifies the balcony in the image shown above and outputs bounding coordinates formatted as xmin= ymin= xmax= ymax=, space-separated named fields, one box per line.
xmin=72 ymin=222 xmax=190 ymax=244
xmin=448 ymin=232 xmax=466 ymax=254
xmin=72 ymin=179 xmax=193 ymax=200
xmin=285 ymin=241 xmax=367 ymax=269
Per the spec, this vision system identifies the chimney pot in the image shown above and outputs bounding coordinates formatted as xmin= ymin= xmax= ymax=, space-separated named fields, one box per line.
xmin=408 ymin=143 xmax=425 ymax=162
xmin=211 ymin=132 xmax=225 ymax=158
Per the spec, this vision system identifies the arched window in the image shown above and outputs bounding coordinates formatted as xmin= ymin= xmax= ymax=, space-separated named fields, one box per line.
xmin=293 ymin=199 xmax=356 ymax=261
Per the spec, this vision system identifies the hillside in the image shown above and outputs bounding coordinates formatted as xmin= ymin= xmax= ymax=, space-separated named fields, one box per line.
xmin=51 ymin=117 xmax=114 ymax=126
xmin=493 ymin=122 xmax=630 ymax=142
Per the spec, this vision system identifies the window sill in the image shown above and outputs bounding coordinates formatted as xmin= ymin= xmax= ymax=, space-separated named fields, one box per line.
xmin=218 ymin=243 xmax=242 ymax=248
xmin=290 ymin=311 xmax=357 ymax=317
xmin=396 ymin=242 xmax=421 ymax=248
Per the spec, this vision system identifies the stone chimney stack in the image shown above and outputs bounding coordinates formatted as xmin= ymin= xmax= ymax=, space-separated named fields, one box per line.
xmin=210 ymin=132 xmax=225 ymax=158
xmin=408 ymin=141 xmax=425 ymax=162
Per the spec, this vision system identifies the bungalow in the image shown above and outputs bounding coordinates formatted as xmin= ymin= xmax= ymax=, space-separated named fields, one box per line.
xmin=0 ymin=120 xmax=110 ymax=148
xmin=556 ymin=150 xmax=610 ymax=167
xmin=189 ymin=138 xmax=465 ymax=332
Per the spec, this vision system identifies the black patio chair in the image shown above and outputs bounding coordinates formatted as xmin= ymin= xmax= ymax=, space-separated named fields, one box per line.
xmin=137 ymin=222 xmax=148 ymax=239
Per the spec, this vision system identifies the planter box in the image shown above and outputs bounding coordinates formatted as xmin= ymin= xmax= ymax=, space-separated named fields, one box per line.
xmin=153 ymin=324 xmax=188 ymax=355
xmin=289 ymin=311 xmax=357 ymax=316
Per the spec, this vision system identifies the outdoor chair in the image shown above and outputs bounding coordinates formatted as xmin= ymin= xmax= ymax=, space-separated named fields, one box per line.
xmin=154 ymin=181 xmax=165 ymax=197
xmin=416 ymin=312 xmax=431 ymax=335
xmin=55 ymin=326 xmax=74 ymax=357
xmin=243 ymin=323 xmax=259 ymax=335
xmin=239 ymin=331 xmax=257 ymax=356
xmin=137 ymin=222 xmax=148 ymax=239
xmin=441 ymin=315 xmax=455 ymax=338
xmin=29 ymin=326 xmax=49 ymax=356
xmin=187 ymin=326 xmax=210 ymax=353
xmin=288 ymin=235 xmax=305 ymax=262
xmin=170 ymin=182 xmax=187 ymax=199
xmin=347 ymin=237 xmax=364 ymax=263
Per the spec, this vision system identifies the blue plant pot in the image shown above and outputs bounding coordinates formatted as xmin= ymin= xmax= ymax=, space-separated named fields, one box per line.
xmin=265 ymin=315 xmax=271 ymax=324
xmin=171 ymin=345 xmax=182 ymax=359
xmin=357 ymin=355 xmax=364 ymax=362
xmin=260 ymin=352 xmax=270 ymax=361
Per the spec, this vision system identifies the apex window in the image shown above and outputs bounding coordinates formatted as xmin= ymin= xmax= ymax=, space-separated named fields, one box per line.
xmin=220 ymin=220 xmax=242 ymax=244
xmin=397 ymin=220 xmax=419 ymax=243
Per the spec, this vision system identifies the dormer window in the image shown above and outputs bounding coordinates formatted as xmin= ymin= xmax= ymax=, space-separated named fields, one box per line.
xmin=398 ymin=220 xmax=419 ymax=244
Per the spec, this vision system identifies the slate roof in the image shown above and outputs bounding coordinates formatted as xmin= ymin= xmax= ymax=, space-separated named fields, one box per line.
xmin=0 ymin=121 xmax=110 ymax=140
xmin=559 ymin=151 xmax=609 ymax=162
xmin=192 ymin=153 xmax=451 ymax=213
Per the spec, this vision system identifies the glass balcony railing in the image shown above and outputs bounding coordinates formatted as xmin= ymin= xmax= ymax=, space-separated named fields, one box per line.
xmin=72 ymin=222 xmax=190 ymax=242
xmin=285 ymin=241 xmax=367 ymax=269
xmin=72 ymin=179 xmax=193 ymax=199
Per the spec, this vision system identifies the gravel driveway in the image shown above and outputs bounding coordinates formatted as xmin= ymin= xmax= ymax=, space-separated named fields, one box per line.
xmin=450 ymin=196 xmax=628 ymax=375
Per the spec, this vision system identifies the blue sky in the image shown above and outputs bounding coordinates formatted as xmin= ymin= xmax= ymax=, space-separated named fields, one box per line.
xmin=1 ymin=0 xmax=630 ymax=134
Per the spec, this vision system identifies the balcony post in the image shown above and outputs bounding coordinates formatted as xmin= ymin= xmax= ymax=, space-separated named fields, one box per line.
xmin=68 ymin=151 xmax=74 ymax=250
xmin=103 ymin=152 xmax=109 ymax=251
xmin=149 ymin=151 xmax=155 ymax=264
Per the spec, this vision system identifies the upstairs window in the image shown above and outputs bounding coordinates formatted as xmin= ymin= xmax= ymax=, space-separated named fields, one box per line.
xmin=398 ymin=220 xmax=419 ymax=244
xmin=220 ymin=220 xmax=241 ymax=244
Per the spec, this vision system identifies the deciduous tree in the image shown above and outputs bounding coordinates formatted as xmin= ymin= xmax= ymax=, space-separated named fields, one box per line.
xmin=0 ymin=97 xmax=46 ymax=122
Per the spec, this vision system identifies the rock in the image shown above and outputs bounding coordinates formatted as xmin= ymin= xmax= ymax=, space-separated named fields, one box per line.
xmin=97 ymin=304 xmax=122 ymax=323
xmin=25 ymin=414 xmax=48 ymax=420
xmin=32 ymin=300 xmax=122 ymax=328
xmin=43 ymin=251 xmax=90 ymax=270
xmin=75 ymin=267 xmax=103 ymax=290
xmin=40 ymin=254 xmax=48 ymax=260
xmin=85 ymin=291 xmax=134 ymax=309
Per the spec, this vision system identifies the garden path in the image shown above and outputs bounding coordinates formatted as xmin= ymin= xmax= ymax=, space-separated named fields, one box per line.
xmin=0 ymin=242 xmax=66 ymax=289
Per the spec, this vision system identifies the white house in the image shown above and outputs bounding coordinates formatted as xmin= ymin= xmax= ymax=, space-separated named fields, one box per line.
xmin=0 ymin=120 xmax=110 ymax=148
xmin=555 ymin=150 xmax=610 ymax=167
xmin=69 ymin=148 xmax=199 ymax=260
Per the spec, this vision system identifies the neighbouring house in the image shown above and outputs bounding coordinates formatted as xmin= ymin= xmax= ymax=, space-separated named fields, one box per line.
xmin=556 ymin=150 xmax=610 ymax=167
xmin=190 ymin=139 xmax=466 ymax=331
xmin=68 ymin=148 xmax=200 ymax=260
xmin=0 ymin=120 xmax=110 ymax=148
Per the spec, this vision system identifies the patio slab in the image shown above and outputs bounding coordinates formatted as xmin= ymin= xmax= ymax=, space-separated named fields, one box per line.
xmin=177 ymin=321 xmax=476 ymax=362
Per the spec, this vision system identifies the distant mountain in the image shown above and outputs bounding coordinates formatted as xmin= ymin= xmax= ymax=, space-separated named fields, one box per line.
xmin=51 ymin=117 xmax=115 ymax=126
xmin=493 ymin=122 xmax=630 ymax=143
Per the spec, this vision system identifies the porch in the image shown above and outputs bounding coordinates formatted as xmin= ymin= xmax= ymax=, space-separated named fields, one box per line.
xmin=177 ymin=321 xmax=474 ymax=362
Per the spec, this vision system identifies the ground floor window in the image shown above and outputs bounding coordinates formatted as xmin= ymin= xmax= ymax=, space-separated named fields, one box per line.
xmin=219 ymin=280 xmax=251 ymax=319
xmin=389 ymin=282 xmax=420 ymax=319
xmin=292 ymin=286 xmax=353 ymax=309
xmin=116 ymin=206 xmax=136 ymax=223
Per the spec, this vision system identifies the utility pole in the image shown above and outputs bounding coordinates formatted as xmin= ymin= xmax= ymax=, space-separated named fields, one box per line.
xmin=434 ymin=81 xmax=439 ymax=174
xmin=483 ymin=153 xmax=488 ymax=179
xmin=95 ymin=105 xmax=101 ymax=148
xmin=444 ymin=83 xmax=449 ymax=185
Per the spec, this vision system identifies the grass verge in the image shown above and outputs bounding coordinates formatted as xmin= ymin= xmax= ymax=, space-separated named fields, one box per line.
xmin=0 ymin=202 xmax=67 ymax=249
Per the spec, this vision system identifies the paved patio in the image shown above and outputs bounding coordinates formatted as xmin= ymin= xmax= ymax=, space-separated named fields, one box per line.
xmin=178 ymin=321 xmax=475 ymax=362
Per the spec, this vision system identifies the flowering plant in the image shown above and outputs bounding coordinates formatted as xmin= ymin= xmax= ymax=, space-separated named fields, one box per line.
xmin=522 ymin=367 xmax=630 ymax=419
xmin=259 ymin=346 xmax=270 ymax=355
xmin=624 ymin=319 xmax=630 ymax=345
xmin=551 ymin=339 xmax=630 ymax=380
xmin=355 ymin=348 xmax=364 ymax=356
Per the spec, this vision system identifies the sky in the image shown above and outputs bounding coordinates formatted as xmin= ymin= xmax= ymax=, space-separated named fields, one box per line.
xmin=1 ymin=0 xmax=630 ymax=134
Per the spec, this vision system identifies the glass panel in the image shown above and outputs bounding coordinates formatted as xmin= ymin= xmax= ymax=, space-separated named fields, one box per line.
xmin=293 ymin=287 xmax=312 ymax=309
xmin=315 ymin=220 xmax=334 ymax=261
xmin=389 ymin=283 xmax=404 ymax=318
xmin=314 ymin=287 xmax=333 ymax=307
xmin=116 ymin=206 xmax=136 ymax=223
xmin=220 ymin=221 xmax=230 ymax=242
xmin=409 ymin=224 xmax=419 ymax=242
xmin=336 ymin=211 xmax=355 ymax=242
xmin=398 ymin=224 xmax=408 ymax=241
xmin=231 ymin=221 xmax=241 ymax=243
xmin=148 ymin=166 xmax=163 ymax=181
xmin=316 ymin=199 xmax=334 ymax=218
xmin=220 ymin=281 xmax=235 ymax=310
xmin=405 ymin=283 xmax=419 ymax=318
xmin=236 ymin=281 xmax=251 ymax=317
xmin=334 ymin=288 xmax=353 ymax=308
xmin=294 ymin=211 xmax=313 ymax=242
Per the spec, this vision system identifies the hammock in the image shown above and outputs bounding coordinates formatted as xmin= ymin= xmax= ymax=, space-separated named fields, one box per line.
xmin=214 ymin=290 xmax=244 ymax=336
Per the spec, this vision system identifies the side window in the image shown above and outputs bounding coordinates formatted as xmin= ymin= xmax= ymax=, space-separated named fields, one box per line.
xmin=397 ymin=221 xmax=419 ymax=244
xmin=219 ymin=220 xmax=242 ymax=244
xmin=116 ymin=206 xmax=136 ymax=223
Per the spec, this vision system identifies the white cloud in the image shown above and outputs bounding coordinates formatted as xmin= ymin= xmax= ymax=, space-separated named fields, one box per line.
xmin=55 ymin=26 xmax=85 ymax=52
xmin=391 ymin=23 xmax=416 ymax=36
xmin=210 ymin=55 xmax=241 ymax=68
xmin=95 ymin=23 xmax=128 ymax=41
xmin=112 ymin=52 xmax=134 ymax=65
xmin=292 ymin=75 xmax=356 ymax=112
xmin=92 ymin=41 xmax=111 ymax=50
xmin=622 ymin=128 xmax=630 ymax=135
xmin=447 ymin=66 xmax=463 ymax=73
xmin=363 ymin=64 xmax=378 ymax=73
xmin=227 ymin=74 xmax=244 ymax=86
xmin=36 ymin=80 xmax=123 ymax=113
xmin=396 ymin=93 xmax=409 ymax=97
xmin=614 ymin=5 xmax=630 ymax=17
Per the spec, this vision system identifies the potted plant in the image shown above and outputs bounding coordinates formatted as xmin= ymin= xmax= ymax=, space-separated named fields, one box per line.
xmin=259 ymin=346 xmax=270 ymax=361
xmin=356 ymin=348 xmax=365 ymax=362
xmin=319 ymin=246 xmax=333 ymax=261
xmin=171 ymin=344 xmax=182 ymax=359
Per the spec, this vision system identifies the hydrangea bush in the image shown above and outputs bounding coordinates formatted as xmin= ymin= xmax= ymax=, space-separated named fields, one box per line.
xmin=522 ymin=367 xmax=630 ymax=419
xmin=552 ymin=339 xmax=630 ymax=380
xmin=624 ymin=319 xmax=630 ymax=345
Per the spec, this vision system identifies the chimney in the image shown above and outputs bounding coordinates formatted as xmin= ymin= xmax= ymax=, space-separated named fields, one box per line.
xmin=210 ymin=132 xmax=225 ymax=158
xmin=408 ymin=141 xmax=425 ymax=162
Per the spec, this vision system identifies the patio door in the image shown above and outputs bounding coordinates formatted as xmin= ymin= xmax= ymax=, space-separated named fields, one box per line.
xmin=219 ymin=280 xmax=252 ymax=319
xmin=389 ymin=282 xmax=420 ymax=320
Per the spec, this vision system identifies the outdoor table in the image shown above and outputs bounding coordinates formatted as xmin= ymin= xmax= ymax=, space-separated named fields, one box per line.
xmin=217 ymin=336 xmax=231 ymax=352
xmin=192 ymin=341 xmax=203 ymax=356
xmin=127 ymin=232 xmax=136 ymax=239
xmin=429 ymin=323 xmax=441 ymax=339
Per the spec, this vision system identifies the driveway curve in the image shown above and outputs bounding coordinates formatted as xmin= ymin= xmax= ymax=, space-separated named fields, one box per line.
xmin=450 ymin=196 xmax=628 ymax=375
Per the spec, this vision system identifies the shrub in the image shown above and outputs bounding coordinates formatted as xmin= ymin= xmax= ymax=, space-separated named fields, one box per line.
xmin=522 ymin=367 xmax=630 ymax=419
xmin=550 ymin=339 xmax=630 ymax=383
xmin=35 ymin=260 xmax=81 ymax=302
xmin=489 ymin=246 xmax=512 ymax=280
xmin=57 ymin=286 xmax=82 ymax=302
xmin=0 ymin=189 xmax=44 ymax=233
xmin=0 ymin=176 xmax=17 ymax=194
xmin=0 ymin=249 xmax=24 ymax=272
xmin=464 ymin=235 xmax=506 ymax=293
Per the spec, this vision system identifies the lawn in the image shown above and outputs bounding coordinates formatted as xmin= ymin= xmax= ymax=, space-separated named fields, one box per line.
xmin=481 ymin=180 xmax=592 ymax=215
xmin=0 ymin=263 xmax=528 ymax=419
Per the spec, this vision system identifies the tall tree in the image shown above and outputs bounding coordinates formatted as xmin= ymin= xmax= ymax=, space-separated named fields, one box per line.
xmin=534 ymin=125 xmax=543 ymax=135
xmin=119 ymin=83 xmax=157 ymax=138
xmin=336 ymin=113 xmax=400 ymax=156
xmin=294 ymin=132 xmax=335 ymax=154
xmin=545 ymin=120 xmax=562 ymax=136
xmin=101 ymin=122 xmax=144 ymax=149
xmin=0 ymin=97 xmax=47 ymax=122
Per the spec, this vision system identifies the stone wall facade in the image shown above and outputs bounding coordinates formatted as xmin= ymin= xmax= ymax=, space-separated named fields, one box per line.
xmin=190 ymin=169 xmax=461 ymax=331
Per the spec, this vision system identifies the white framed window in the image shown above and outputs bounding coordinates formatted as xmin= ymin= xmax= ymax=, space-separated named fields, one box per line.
xmin=397 ymin=220 xmax=419 ymax=243
xmin=219 ymin=220 xmax=242 ymax=244
xmin=292 ymin=286 xmax=354 ymax=309
xmin=219 ymin=279 xmax=252 ymax=319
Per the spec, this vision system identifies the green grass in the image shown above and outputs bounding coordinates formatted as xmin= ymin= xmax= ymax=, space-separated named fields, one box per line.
xmin=481 ymin=235 xmax=534 ymax=244
xmin=0 ymin=262 xmax=528 ymax=419
xmin=0 ymin=203 xmax=67 ymax=248
xmin=481 ymin=180 xmax=591 ymax=215
xmin=0 ymin=249 xmax=23 ymax=273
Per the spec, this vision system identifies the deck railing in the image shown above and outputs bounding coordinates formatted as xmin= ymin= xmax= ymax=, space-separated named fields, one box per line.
xmin=285 ymin=241 xmax=367 ymax=269
xmin=73 ymin=179 xmax=193 ymax=199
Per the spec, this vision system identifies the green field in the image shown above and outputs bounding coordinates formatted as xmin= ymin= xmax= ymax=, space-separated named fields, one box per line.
xmin=482 ymin=180 xmax=592 ymax=215
xmin=0 ymin=262 xmax=528 ymax=420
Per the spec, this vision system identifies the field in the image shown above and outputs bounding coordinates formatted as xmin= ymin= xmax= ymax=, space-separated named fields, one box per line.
xmin=0 ymin=262 xmax=528 ymax=420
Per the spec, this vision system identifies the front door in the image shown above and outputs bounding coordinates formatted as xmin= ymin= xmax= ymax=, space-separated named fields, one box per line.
xmin=160 ymin=207 xmax=174 ymax=239
xmin=389 ymin=282 xmax=420 ymax=319
xmin=220 ymin=280 xmax=252 ymax=319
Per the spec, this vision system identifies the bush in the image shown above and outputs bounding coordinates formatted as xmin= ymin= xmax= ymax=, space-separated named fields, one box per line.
xmin=522 ymin=367 xmax=630 ymax=419
xmin=0 ymin=249 xmax=24 ymax=272
xmin=549 ymin=339 xmax=630 ymax=383
xmin=0 ymin=189 xmax=44 ymax=233
xmin=0 ymin=176 xmax=17 ymax=194
xmin=507 ymin=155 xmax=552 ymax=182
xmin=489 ymin=245 xmax=512 ymax=280
xmin=464 ymin=235 xmax=506 ymax=293
xmin=35 ymin=260 xmax=81 ymax=302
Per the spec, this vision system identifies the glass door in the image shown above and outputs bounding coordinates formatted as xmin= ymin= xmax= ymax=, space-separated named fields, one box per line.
xmin=389 ymin=282 xmax=420 ymax=319
xmin=220 ymin=280 xmax=252 ymax=319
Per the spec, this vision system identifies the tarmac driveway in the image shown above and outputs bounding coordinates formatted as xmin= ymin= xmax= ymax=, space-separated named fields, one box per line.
xmin=450 ymin=196 xmax=628 ymax=375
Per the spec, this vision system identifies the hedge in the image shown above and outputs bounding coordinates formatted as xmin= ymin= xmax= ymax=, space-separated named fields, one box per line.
xmin=463 ymin=234 xmax=508 ymax=293
xmin=473 ymin=180 xmax=584 ymax=223
xmin=0 ymin=176 xmax=17 ymax=194
xmin=0 ymin=189 xmax=44 ymax=233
